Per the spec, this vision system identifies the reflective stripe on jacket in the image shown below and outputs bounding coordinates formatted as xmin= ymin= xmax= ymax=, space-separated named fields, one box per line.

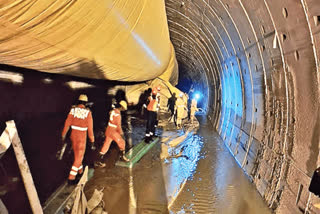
xmin=107 ymin=109 xmax=122 ymax=134
xmin=147 ymin=96 xmax=159 ymax=112
xmin=62 ymin=104 xmax=94 ymax=142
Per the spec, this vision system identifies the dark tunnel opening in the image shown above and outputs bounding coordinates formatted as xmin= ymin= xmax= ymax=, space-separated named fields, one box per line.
xmin=175 ymin=62 xmax=209 ymax=111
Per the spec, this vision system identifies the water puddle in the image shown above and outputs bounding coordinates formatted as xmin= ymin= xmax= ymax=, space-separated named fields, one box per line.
xmin=168 ymin=127 xmax=271 ymax=214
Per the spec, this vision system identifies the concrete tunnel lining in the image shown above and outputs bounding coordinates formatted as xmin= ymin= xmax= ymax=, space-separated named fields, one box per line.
xmin=165 ymin=0 xmax=320 ymax=212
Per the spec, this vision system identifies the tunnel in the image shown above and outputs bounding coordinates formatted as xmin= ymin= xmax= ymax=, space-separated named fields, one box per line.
xmin=0 ymin=0 xmax=320 ymax=213
xmin=165 ymin=0 xmax=320 ymax=213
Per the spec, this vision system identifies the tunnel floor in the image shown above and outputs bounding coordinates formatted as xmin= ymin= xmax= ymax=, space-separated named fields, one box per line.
xmin=83 ymin=116 xmax=271 ymax=214
xmin=169 ymin=119 xmax=271 ymax=214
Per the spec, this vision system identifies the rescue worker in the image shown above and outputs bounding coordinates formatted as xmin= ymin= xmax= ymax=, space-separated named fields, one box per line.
xmin=167 ymin=92 xmax=177 ymax=122
xmin=96 ymin=100 xmax=129 ymax=167
xmin=155 ymin=86 xmax=161 ymax=128
xmin=139 ymin=88 xmax=152 ymax=116
xmin=144 ymin=87 xmax=160 ymax=143
xmin=61 ymin=94 xmax=95 ymax=184
xmin=175 ymin=93 xmax=187 ymax=129
xmin=183 ymin=92 xmax=189 ymax=107
xmin=156 ymin=86 xmax=161 ymax=100
xmin=190 ymin=98 xmax=199 ymax=123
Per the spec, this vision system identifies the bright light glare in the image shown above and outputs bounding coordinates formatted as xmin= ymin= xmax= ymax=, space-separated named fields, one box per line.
xmin=194 ymin=93 xmax=200 ymax=100
xmin=0 ymin=71 xmax=23 ymax=84
xmin=66 ymin=81 xmax=94 ymax=90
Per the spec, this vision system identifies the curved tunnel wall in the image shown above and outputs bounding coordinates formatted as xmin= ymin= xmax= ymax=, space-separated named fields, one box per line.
xmin=165 ymin=0 xmax=320 ymax=212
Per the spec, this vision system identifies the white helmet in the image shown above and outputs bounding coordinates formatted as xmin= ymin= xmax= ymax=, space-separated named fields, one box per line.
xmin=119 ymin=100 xmax=128 ymax=110
xmin=78 ymin=94 xmax=88 ymax=102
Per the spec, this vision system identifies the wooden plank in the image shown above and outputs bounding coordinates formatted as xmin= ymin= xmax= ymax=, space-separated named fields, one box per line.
xmin=6 ymin=120 xmax=43 ymax=214
xmin=43 ymin=168 xmax=95 ymax=214
xmin=116 ymin=138 xmax=159 ymax=168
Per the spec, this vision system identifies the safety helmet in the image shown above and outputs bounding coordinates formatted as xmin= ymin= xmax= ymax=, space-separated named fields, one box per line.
xmin=179 ymin=93 xmax=183 ymax=97
xmin=157 ymin=86 xmax=161 ymax=91
xmin=119 ymin=100 xmax=127 ymax=110
xmin=78 ymin=94 xmax=88 ymax=102
xmin=152 ymin=88 xmax=158 ymax=95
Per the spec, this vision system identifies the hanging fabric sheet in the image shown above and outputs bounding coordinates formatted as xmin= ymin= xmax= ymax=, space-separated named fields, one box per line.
xmin=0 ymin=0 xmax=178 ymax=82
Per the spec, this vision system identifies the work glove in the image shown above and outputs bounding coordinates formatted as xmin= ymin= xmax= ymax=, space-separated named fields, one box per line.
xmin=91 ymin=143 xmax=96 ymax=151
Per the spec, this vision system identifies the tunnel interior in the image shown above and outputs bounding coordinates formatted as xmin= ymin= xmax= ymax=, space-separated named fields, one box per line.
xmin=165 ymin=0 xmax=320 ymax=212
xmin=175 ymin=63 xmax=209 ymax=110
xmin=0 ymin=0 xmax=320 ymax=213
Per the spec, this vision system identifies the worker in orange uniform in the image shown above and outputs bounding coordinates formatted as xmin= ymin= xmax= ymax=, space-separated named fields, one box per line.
xmin=61 ymin=94 xmax=95 ymax=185
xmin=96 ymin=100 xmax=129 ymax=167
xmin=144 ymin=87 xmax=160 ymax=143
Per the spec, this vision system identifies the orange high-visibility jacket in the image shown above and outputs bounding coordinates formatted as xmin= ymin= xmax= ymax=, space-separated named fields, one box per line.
xmin=147 ymin=96 xmax=159 ymax=112
xmin=107 ymin=108 xmax=123 ymax=134
xmin=62 ymin=104 xmax=94 ymax=142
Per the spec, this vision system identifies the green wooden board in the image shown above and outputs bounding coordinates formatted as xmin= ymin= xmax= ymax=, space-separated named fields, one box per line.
xmin=115 ymin=138 xmax=159 ymax=168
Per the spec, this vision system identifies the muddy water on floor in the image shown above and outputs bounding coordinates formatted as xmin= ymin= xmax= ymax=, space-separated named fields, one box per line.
xmin=85 ymin=116 xmax=271 ymax=214
xmin=169 ymin=122 xmax=271 ymax=214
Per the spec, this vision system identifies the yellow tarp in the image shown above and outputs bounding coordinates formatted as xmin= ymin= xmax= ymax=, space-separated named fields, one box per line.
xmin=0 ymin=0 xmax=178 ymax=82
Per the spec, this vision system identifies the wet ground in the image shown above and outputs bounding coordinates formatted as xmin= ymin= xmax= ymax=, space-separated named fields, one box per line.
xmin=0 ymin=68 xmax=120 ymax=214
xmin=84 ymin=115 xmax=272 ymax=214
xmin=169 ymin=119 xmax=271 ymax=214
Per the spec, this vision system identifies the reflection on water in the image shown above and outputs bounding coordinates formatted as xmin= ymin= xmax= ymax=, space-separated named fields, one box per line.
xmin=85 ymin=117 xmax=271 ymax=214
xmin=169 ymin=124 xmax=271 ymax=214
xmin=162 ymin=132 xmax=204 ymax=207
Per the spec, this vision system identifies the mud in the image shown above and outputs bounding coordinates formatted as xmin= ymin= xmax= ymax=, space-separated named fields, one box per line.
xmin=84 ymin=116 xmax=271 ymax=214
xmin=0 ymin=65 xmax=271 ymax=213
xmin=170 ymin=118 xmax=271 ymax=214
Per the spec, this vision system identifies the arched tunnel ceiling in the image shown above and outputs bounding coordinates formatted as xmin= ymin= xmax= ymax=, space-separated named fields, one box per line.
xmin=165 ymin=0 xmax=320 ymax=212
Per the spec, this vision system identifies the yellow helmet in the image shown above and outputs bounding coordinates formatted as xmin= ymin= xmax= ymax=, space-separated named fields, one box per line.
xmin=119 ymin=100 xmax=127 ymax=110
xmin=78 ymin=94 xmax=88 ymax=102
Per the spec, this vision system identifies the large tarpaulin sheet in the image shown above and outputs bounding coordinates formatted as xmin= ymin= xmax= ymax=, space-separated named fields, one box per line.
xmin=0 ymin=0 xmax=178 ymax=82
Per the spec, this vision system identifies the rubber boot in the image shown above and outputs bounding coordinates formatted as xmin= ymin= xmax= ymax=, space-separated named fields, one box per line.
xmin=68 ymin=179 xmax=77 ymax=185
xmin=94 ymin=153 xmax=106 ymax=168
xmin=120 ymin=150 xmax=130 ymax=162
xmin=145 ymin=136 xmax=150 ymax=143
